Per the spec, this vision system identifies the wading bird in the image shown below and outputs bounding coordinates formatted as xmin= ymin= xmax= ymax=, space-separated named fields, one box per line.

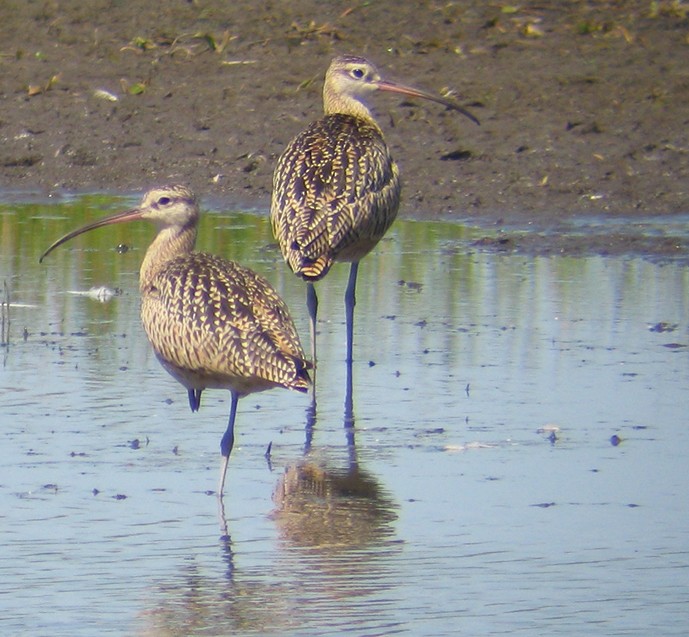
xmin=271 ymin=54 xmax=479 ymax=370
xmin=40 ymin=185 xmax=311 ymax=497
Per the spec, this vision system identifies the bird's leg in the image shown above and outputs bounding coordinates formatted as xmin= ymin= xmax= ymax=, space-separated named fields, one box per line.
xmin=218 ymin=391 xmax=239 ymax=498
xmin=188 ymin=388 xmax=203 ymax=412
xmin=344 ymin=261 xmax=359 ymax=365
xmin=306 ymin=282 xmax=318 ymax=364
xmin=306 ymin=281 xmax=318 ymax=371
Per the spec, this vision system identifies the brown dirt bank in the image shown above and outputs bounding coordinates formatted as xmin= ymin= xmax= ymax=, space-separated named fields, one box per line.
xmin=1 ymin=1 xmax=688 ymax=258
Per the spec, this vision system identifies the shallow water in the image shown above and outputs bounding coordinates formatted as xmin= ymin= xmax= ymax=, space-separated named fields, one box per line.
xmin=1 ymin=194 xmax=689 ymax=636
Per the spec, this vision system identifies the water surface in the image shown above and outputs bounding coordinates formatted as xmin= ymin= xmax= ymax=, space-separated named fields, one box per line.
xmin=1 ymin=194 xmax=688 ymax=636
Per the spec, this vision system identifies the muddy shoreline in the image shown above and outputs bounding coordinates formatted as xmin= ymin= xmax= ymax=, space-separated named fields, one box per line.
xmin=1 ymin=1 xmax=688 ymax=257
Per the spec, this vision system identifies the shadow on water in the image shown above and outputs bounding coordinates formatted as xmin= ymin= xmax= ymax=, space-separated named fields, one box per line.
xmin=2 ymin=194 xmax=689 ymax=636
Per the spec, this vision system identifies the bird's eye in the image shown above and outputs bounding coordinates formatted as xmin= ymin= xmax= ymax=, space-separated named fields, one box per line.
xmin=351 ymin=67 xmax=365 ymax=79
xmin=158 ymin=196 xmax=171 ymax=206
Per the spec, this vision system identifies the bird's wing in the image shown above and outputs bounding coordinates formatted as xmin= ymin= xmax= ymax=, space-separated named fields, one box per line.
xmin=271 ymin=114 xmax=400 ymax=279
xmin=141 ymin=253 xmax=309 ymax=391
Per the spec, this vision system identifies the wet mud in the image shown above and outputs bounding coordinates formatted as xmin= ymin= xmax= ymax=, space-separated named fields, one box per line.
xmin=1 ymin=1 xmax=688 ymax=258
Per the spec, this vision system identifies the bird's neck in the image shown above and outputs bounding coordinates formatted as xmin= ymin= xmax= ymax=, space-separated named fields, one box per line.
xmin=139 ymin=223 xmax=197 ymax=290
xmin=323 ymin=87 xmax=380 ymax=128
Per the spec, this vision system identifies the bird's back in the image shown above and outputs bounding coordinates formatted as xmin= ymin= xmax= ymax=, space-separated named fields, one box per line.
xmin=271 ymin=114 xmax=401 ymax=281
xmin=140 ymin=252 xmax=310 ymax=396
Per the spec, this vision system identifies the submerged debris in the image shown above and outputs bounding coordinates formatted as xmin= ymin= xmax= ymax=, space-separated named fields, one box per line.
xmin=443 ymin=441 xmax=496 ymax=452
xmin=66 ymin=286 xmax=123 ymax=303
xmin=648 ymin=322 xmax=678 ymax=333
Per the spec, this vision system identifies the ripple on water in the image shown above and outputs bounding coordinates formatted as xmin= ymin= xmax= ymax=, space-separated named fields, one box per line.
xmin=2 ymin=197 xmax=689 ymax=636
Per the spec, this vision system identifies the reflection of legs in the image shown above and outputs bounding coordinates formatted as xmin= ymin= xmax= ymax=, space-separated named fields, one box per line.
xmin=344 ymin=262 xmax=359 ymax=365
xmin=344 ymin=347 xmax=355 ymax=446
xmin=304 ymin=393 xmax=317 ymax=455
xmin=218 ymin=391 xmax=239 ymax=498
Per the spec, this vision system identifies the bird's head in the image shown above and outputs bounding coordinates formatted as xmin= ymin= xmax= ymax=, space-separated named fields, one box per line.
xmin=323 ymin=54 xmax=479 ymax=126
xmin=325 ymin=55 xmax=383 ymax=102
xmin=39 ymin=185 xmax=199 ymax=263
xmin=137 ymin=185 xmax=199 ymax=230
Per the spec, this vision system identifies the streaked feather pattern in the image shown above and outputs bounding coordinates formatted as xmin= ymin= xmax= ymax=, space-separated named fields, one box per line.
xmin=41 ymin=184 xmax=311 ymax=496
xmin=269 ymin=54 xmax=476 ymax=369
xmin=141 ymin=251 xmax=310 ymax=396
xmin=271 ymin=113 xmax=400 ymax=281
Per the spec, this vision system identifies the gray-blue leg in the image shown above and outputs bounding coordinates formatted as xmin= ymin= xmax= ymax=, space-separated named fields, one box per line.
xmin=344 ymin=262 xmax=359 ymax=364
xmin=306 ymin=281 xmax=318 ymax=369
xmin=218 ymin=391 xmax=239 ymax=497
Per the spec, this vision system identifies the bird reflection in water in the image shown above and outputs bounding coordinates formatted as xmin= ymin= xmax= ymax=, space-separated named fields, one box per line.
xmin=139 ymin=377 xmax=400 ymax=637
xmin=273 ymin=365 xmax=397 ymax=554
xmin=136 ymin=553 xmax=298 ymax=636
xmin=272 ymin=454 xmax=397 ymax=551
xmin=304 ymin=335 xmax=356 ymax=454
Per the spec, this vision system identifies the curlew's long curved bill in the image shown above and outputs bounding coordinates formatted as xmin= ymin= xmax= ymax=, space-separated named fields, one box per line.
xmin=375 ymin=79 xmax=480 ymax=126
xmin=39 ymin=207 xmax=145 ymax=263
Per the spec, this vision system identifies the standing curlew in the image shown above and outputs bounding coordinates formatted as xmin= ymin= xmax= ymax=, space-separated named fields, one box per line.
xmin=40 ymin=185 xmax=311 ymax=497
xmin=271 ymin=54 xmax=479 ymax=370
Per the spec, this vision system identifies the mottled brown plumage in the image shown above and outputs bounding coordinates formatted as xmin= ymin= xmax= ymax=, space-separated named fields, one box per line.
xmin=272 ymin=113 xmax=400 ymax=281
xmin=40 ymin=185 xmax=311 ymax=497
xmin=271 ymin=55 xmax=478 ymax=368
xmin=142 ymin=251 xmax=307 ymax=398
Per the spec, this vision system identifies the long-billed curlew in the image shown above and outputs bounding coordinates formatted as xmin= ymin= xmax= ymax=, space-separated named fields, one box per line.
xmin=271 ymin=54 xmax=479 ymax=370
xmin=40 ymin=185 xmax=311 ymax=497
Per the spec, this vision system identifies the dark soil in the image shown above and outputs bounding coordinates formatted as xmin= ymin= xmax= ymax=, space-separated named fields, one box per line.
xmin=1 ymin=1 xmax=688 ymax=257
